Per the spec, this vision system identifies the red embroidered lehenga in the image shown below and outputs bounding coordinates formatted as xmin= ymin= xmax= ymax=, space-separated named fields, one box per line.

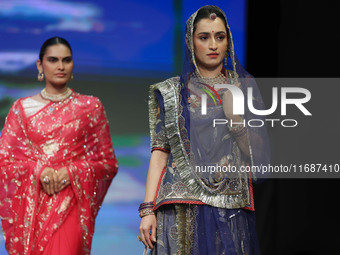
xmin=0 ymin=91 xmax=118 ymax=255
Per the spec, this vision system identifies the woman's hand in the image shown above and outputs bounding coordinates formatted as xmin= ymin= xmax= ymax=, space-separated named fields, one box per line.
xmin=55 ymin=167 xmax=70 ymax=192
xmin=222 ymin=82 xmax=242 ymax=120
xmin=139 ymin=150 xmax=168 ymax=249
xmin=139 ymin=214 xmax=157 ymax=249
xmin=40 ymin=167 xmax=70 ymax=195
xmin=40 ymin=167 xmax=58 ymax=195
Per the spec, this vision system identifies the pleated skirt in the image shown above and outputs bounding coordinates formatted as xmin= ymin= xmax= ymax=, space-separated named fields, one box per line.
xmin=151 ymin=204 xmax=261 ymax=255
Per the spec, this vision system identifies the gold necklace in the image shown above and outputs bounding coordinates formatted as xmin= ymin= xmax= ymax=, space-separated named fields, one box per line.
xmin=40 ymin=88 xmax=72 ymax=102
xmin=190 ymin=70 xmax=227 ymax=88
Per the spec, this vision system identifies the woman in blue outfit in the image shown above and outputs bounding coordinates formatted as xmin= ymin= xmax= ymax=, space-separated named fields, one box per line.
xmin=139 ymin=5 xmax=269 ymax=254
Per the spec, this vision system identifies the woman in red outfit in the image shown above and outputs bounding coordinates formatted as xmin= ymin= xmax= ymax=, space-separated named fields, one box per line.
xmin=0 ymin=37 xmax=118 ymax=255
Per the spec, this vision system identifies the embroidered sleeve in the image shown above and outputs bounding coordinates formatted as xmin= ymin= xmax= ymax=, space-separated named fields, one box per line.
xmin=149 ymin=89 xmax=170 ymax=153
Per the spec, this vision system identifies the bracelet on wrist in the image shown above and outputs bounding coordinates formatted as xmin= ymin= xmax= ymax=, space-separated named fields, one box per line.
xmin=138 ymin=201 xmax=155 ymax=218
xmin=227 ymin=118 xmax=247 ymax=137
xmin=139 ymin=201 xmax=153 ymax=210
xmin=232 ymin=127 xmax=247 ymax=138
xmin=139 ymin=208 xmax=155 ymax=218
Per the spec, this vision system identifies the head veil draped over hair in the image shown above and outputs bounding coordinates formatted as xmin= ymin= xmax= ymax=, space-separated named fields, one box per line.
xmin=182 ymin=5 xmax=239 ymax=86
xmin=149 ymin=5 xmax=270 ymax=209
xmin=180 ymin=5 xmax=270 ymax=208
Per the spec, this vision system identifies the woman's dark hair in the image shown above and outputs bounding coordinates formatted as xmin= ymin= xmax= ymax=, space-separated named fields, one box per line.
xmin=193 ymin=5 xmax=227 ymax=34
xmin=39 ymin=37 xmax=72 ymax=62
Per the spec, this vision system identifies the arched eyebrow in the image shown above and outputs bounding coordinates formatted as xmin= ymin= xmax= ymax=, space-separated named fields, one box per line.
xmin=197 ymin=31 xmax=226 ymax=35
xmin=46 ymin=56 xmax=72 ymax=60
xmin=197 ymin=32 xmax=210 ymax=36
xmin=62 ymin=56 xmax=73 ymax=60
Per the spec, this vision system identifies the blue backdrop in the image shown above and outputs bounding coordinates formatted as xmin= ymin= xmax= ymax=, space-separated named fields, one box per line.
xmin=0 ymin=1 xmax=247 ymax=254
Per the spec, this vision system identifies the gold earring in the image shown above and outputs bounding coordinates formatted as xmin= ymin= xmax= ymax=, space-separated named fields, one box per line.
xmin=71 ymin=74 xmax=74 ymax=80
xmin=38 ymin=72 xmax=44 ymax=82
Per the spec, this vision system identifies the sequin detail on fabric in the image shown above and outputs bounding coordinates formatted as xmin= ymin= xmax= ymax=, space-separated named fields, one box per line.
xmin=0 ymin=93 xmax=118 ymax=254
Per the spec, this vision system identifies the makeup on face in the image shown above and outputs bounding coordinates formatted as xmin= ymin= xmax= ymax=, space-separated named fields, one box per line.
xmin=193 ymin=18 xmax=227 ymax=75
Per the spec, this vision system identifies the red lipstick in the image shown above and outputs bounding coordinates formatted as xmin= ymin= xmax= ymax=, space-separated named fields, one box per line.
xmin=207 ymin=52 xmax=219 ymax=58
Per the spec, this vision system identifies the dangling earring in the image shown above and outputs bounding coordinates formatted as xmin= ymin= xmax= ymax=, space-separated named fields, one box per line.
xmin=224 ymin=51 xmax=229 ymax=66
xmin=38 ymin=72 xmax=44 ymax=82
xmin=71 ymin=73 xmax=74 ymax=80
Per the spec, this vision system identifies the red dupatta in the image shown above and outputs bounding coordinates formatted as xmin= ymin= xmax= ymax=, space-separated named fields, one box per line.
xmin=0 ymin=92 xmax=118 ymax=255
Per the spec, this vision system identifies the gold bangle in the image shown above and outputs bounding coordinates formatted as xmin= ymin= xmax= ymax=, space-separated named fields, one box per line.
xmin=139 ymin=208 xmax=155 ymax=218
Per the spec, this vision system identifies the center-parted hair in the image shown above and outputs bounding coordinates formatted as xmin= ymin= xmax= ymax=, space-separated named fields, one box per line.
xmin=193 ymin=5 xmax=228 ymax=34
xmin=39 ymin=37 xmax=72 ymax=62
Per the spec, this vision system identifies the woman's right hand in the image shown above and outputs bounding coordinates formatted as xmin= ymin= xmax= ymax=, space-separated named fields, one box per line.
xmin=139 ymin=214 xmax=157 ymax=249
xmin=40 ymin=167 xmax=58 ymax=195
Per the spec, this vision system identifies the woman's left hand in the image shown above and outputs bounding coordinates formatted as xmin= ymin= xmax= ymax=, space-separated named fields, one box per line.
xmin=56 ymin=167 xmax=70 ymax=192
xmin=222 ymin=82 xmax=242 ymax=120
